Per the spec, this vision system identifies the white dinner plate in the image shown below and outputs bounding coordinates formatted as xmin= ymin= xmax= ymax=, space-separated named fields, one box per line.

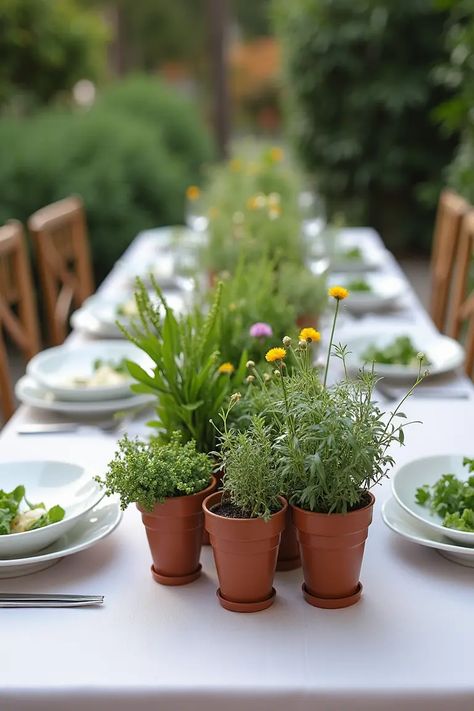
xmin=15 ymin=375 xmax=155 ymax=415
xmin=345 ymin=326 xmax=464 ymax=379
xmin=382 ymin=496 xmax=474 ymax=567
xmin=0 ymin=499 xmax=122 ymax=578
xmin=332 ymin=273 xmax=405 ymax=313
xmin=71 ymin=289 xmax=190 ymax=338
xmin=392 ymin=454 xmax=474 ymax=546
xmin=27 ymin=342 xmax=151 ymax=402
xmin=0 ymin=460 xmax=104 ymax=557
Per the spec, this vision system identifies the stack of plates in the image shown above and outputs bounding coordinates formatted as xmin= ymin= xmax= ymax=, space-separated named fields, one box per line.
xmin=383 ymin=455 xmax=474 ymax=567
xmin=16 ymin=341 xmax=155 ymax=416
xmin=0 ymin=460 xmax=121 ymax=578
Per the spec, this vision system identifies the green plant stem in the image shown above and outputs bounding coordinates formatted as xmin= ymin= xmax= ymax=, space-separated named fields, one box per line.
xmin=323 ymin=299 xmax=339 ymax=388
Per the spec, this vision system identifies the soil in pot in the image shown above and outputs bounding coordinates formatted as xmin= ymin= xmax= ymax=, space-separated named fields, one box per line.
xmin=276 ymin=504 xmax=301 ymax=571
xmin=137 ymin=477 xmax=216 ymax=586
xmin=291 ymin=493 xmax=374 ymax=608
xmin=203 ymin=492 xmax=287 ymax=612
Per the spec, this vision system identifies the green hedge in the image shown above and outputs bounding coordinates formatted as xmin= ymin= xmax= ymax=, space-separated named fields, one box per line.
xmin=0 ymin=76 xmax=214 ymax=280
xmin=274 ymin=0 xmax=458 ymax=252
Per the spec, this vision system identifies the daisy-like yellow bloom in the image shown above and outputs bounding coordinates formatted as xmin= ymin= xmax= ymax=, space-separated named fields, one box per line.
xmin=230 ymin=158 xmax=242 ymax=172
xmin=218 ymin=362 xmax=235 ymax=375
xmin=269 ymin=146 xmax=284 ymax=162
xmin=328 ymin=285 xmax=349 ymax=301
xmin=186 ymin=185 xmax=200 ymax=201
xmin=246 ymin=195 xmax=259 ymax=211
xmin=299 ymin=327 xmax=321 ymax=343
xmin=265 ymin=347 xmax=286 ymax=363
xmin=268 ymin=204 xmax=282 ymax=220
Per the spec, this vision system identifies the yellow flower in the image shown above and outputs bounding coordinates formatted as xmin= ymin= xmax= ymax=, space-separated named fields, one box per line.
xmin=328 ymin=286 xmax=349 ymax=301
xmin=186 ymin=185 xmax=200 ymax=201
xmin=230 ymin=158 xmax=242 ymax=172
xmin=246 ymin=196 xmax=259 ymax=210
xmin=269 ymin=146 xmax=284 ymax=162
xmin=265 ymin=347 xmax=286 ymax=363
xmin=218 ymin=362 xmax=235 ymax=375
xmin=268 ymin=204 xmax=282 ymax=220
xmin=299 ymin=327 xmax=321 ymax=343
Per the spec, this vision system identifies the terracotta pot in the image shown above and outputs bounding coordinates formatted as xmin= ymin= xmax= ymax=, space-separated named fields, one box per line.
xmin=291 ymin=493 xmax=375 ymax=608
xmin=276 ymin=504 xmax=301 ymax=571
xmin=203 ymin=492 xmax=287 ymax=612
xmin=137 ymin=477 xmax=216 ymax=586
xmin=202 ymin=466 xmax=224 ymax=546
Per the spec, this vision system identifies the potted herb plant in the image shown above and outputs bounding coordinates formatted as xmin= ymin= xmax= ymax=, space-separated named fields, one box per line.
xmin=99 ymin=432 xmax=215 ymax=585
xmin=203 ymin=397 xmax=287 ymax=612
xmin=261 ymin=288 xmax=425 ymax=607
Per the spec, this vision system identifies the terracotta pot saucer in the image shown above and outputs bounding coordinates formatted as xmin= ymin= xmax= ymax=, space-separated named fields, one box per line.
xmin=151 ymin=564 xmax=202 ymax=586
xmin=302 ymin=581 xmax=363 ymax=609
xmin=216 ymin=587 xmax=276 ymax=613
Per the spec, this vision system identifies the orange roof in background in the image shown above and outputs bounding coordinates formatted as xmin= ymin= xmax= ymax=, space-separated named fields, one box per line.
xmin=230 ymin=37 xmax=280 ymax=98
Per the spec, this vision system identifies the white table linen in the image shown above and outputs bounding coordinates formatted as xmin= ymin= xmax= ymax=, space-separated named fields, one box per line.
xmin=1 ymin=227 xmax=474 ymax=711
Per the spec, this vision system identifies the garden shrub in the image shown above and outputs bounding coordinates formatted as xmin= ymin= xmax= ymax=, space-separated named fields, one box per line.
xmin=0 ymin=77 xmax=214 ymax=280
xmin=274 ymin=0 xmax=458 ymax=252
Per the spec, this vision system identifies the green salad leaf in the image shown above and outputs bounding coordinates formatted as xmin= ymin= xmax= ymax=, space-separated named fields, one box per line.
xmin=415 ymin=459 xmax=474 ymax=532
xmin=0 ymin=486 xmax=65 ymax=535
xmin=346 ymin=278 xmax=372 ymax=292
xmin=362 ymin=335 xmax=430 ymax=367
xmin=93 ymin=358 xmax=128 ymax=375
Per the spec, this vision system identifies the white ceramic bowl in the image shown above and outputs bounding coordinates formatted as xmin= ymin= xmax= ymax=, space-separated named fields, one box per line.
xmin=346 ymin=326 xmax=464 ymax=379
xmin=392 ymin=454 xmax=474 ymax=546
xmin=333 ymin=273 xmax=405 ymax=313
xmin=0 ymin=460 xmax=104 ymax=557
xmin=27 ymin=341 xmax=152 ymax=402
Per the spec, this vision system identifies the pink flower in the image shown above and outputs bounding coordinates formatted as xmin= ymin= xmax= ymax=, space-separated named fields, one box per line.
xmin=249 ymin=322 xmax=273 ymax=339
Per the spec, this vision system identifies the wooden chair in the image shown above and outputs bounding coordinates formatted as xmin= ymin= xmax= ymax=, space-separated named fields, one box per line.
xmin=0 ymin=220 xmax=40 ymax=421
xmin=430 ymin=190 xmax=470 ymax=332
xmin=449 ymin=210 xmax=474 ymax=378
xmin=28 ymin=196 xmax=94 ymax=345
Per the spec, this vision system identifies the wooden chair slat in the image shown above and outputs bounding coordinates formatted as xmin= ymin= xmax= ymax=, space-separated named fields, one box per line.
xmin=28 ymin=196 xmax=94 ymax=345
xmin=430 ymin=190 xmax=470 ymax=333
xmin=449 ymin=210 xmax=474 ymax=378
xmin=0 ymin=220 xmax=40 ymax=422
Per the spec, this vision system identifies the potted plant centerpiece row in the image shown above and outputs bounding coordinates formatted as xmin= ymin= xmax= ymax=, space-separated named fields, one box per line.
xmin=230 ymin=286 xmax=424 ymax=608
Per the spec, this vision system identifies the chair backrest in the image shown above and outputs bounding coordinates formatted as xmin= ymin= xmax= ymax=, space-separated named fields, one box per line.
xmin=449 ymin=210 xmax=474 ymax=378
xmin=430 ymin=190 xmax=470 ymax=333
xmin=28 ymin=196 xmax=94 ymax=345
xmin=0 ymin=220 xmax=40 ymax=421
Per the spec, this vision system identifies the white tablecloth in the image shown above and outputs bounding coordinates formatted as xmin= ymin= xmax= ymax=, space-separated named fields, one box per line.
xmin=1 ymin=228 xmax=474 ymax=711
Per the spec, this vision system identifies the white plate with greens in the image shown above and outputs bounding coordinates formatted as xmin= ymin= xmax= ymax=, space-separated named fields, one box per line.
xmin=0 ymin=461 xmax=104 ymax=557
xmin=333 ymin=273 xmax=405 ymax=312
xmin=0 ymin=499 xmax=121 ymax=578
xmin=15 ymin=375 xmax=154 ymax=415
xmin=27 ymin=342 xmax=151 ymax=402
xmin=392 ymin=454 xmax=474 ymax=546
xmin=71 ymin=289 xmax=190 ymax=338
xmin=329 ymin=240 xmax=386 ymax=272
xmin=346 ymin=326 xmax=464 ymax=379
xmin=382 ymin=496 xmax=474 ymax=567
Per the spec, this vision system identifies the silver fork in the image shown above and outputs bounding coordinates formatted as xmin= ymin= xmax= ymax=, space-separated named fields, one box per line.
xmin=0 ymin=593 xmax=104 ymax=608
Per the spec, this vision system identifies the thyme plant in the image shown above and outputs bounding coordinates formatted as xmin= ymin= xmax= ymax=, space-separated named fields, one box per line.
xmin=216 ymin=397 xmax=283 ymax=520
xmin=98 ymin=432 xmax=212 ymax=511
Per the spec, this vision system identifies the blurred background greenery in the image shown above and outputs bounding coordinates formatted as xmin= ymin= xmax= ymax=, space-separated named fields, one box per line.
xmin=0 ymin=0 xmax=473 ymax=280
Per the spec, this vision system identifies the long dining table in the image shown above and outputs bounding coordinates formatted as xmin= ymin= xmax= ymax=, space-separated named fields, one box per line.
xmin=1 ymin=227 xmax=474 ymax=711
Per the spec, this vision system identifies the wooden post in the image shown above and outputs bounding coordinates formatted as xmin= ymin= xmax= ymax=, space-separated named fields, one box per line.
xmin=207 ymin=0 xmax=231 ymax=159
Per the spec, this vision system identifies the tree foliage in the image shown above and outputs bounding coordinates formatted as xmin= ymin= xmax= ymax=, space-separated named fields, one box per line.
xmin=0 ymin=0 xmax=107 ymax=111
xmin=274 ymin=0 xmax=458 ymax=251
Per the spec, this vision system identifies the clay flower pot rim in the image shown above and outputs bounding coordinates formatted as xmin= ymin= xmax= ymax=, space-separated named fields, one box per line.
xmin=291 ymin=492 xmax=375 ymax=518
xmin=136 ymin=476 xmax=216 ymax=513
xmin=203 ymin=492 xmax=288 ymax=522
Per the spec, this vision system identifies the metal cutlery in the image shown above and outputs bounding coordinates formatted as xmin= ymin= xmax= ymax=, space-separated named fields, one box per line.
xmin=0 ymin=593 xmax=104 ymax=608
xmin=376 ymin=382 xmax=471 ymax=401
xmin=16 ymin=419 xmax=124 ymax=435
